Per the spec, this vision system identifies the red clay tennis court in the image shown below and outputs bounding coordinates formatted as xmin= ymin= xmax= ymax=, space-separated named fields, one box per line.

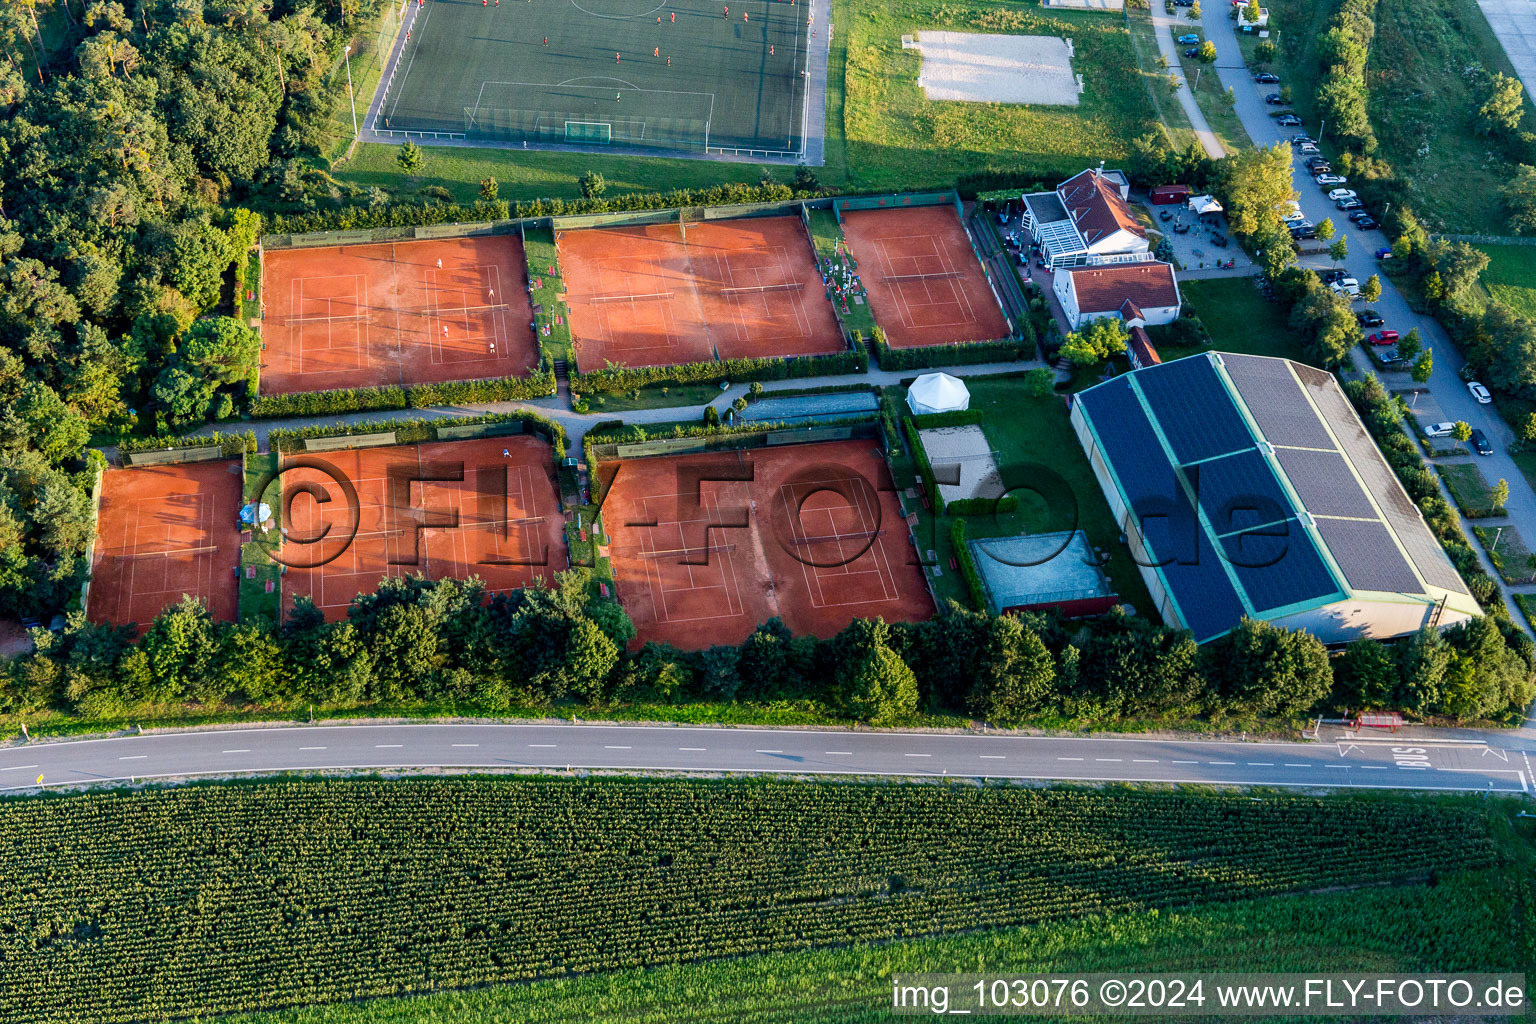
xmin=280 ymin=436 xmax=565 ymax=621
xmin=599 ymin=441 xmax=933 ymax=649
xmin=558 ymin=215 xmax=845 ymax=371
xmin=89 ymin=461 xmax=244 ymax=628
xmin=261 ymin=235 xmax=538 ymax=395
xmin=840 ymin=205 xmax=1011 ymax=348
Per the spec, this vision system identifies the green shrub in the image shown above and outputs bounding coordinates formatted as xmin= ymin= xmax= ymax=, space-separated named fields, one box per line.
xmin=269 ymin=410 xmax=568 ymax=458
xmin=946 ymin=496 xmax=1021 ymax=516
xmin=571 ymin=348 xmax=866 ymax=394
xmin=911 ymin=409 xmax=985 ymax=428
xmin=873 ymin=332 xmax=1026 ymax=371
xmin=118 ymin=430 xmax=257 ymax=459
xmin=951 ymin=519 xmax=988 ymax=611
xmin=248 ymin=370 xmax=557 ymax=418
xmin=903 ymin=418 xmax=944 ymax=515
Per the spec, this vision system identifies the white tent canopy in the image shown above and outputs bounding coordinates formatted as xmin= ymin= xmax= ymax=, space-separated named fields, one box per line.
xmin=907 ymin=372 xmax=970 ymax=415
xmin=1187 ymin=194 xmax=1224 ymax=215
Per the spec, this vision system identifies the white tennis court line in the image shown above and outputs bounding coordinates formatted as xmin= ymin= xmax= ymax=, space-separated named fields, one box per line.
xmin=588 ymin=253 xmax=686 ymax=355
xmin=872 ymin=234 xmax=975 ymax=331
xmin=422 ymin=263 xmax=511 ymax=365
xmin=423 ymin=461 xmax=545 ymax=590
xmin=778 ymin=475 xmax=899 ymax=609
xmin=290 ymin=273 xmax=368 ymax=377
xmin=629 ymin=487 xmax=748 ymax=626
xmin=122 ymin=491 xmax=220 ymax=621
xmin=714 ymin=244 xmax=814 ymax=344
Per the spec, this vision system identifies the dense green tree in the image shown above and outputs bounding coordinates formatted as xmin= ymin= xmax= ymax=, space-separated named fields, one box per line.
xmin=1060 ymin=317 xmax=1128 ymax=365
xmin=832 ymin=618 xmax=917 ymax=725
xmin=1204 ymin=618 xmax=1332 ymax=716
xmin=1334 ymin=638 xmax=1396 ymax=708
xmin=1478 ymin=71 xmax=1525 ymax=136
xmin=1501 ymin=164 xmax=1536 ymax=235
xmin=966 ymin=615 xmax=1056 ymax=722
xmin=179 ymin=316 xmax=261 ymax=384
xmin=138 ymin=595 xmax=221 ymax=703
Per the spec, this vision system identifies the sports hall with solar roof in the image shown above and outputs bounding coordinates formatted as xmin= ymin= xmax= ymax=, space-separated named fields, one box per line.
xmin=1070 ymin=352 xmax=1481 ymax=644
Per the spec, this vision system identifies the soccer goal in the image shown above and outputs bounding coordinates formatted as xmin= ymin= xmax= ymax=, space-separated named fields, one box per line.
xmin=564 ymin=121 xmax=613 ymax=145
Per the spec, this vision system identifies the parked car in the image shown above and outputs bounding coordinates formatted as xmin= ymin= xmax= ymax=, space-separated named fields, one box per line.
xmin=1291 ymin=133 xmax=1316 ymax=144
xmin=1424 ymin=422 xmax=1456 ymax=437
xmin=1470 ymin=428 xmax=1494 ymax=456
xmin=1298 ymin=143 xmax=1321 ymax=155
xmin=1330 ymin=277 xmax=1361 ymax=296
xmin=1255 ymin=72 xmax=1280 ymax=83
xmin=1375 ymin=246 xmax=1395 ymax=259
xmin=1265 ymin=92 xmax=1285 ymax=104
xmin=1276 ymin=115 xmax=1303 ymax=128
xmin=1282 ymin=211 xmax=1307 ymax=227
xmin=1305 ymin=155 xmax=1330 ymax=170
xmin=1353 ymin=215 xmax=1379 ymax=230
xmin=1336 ymin=198 xmax=1363 ymax=211
xmin=1348 ymin=209 xmax=1373 ymax=223
xmin=1356 ymin=309 xmax=1384 ymax=327
xmin=1315 ymin=174 xmax=1347 ymax=186
xmin=1367 ymin=330 xmax=1400 ymax=346
xmin=1321 ymin=268 xmax=1349 ymax=284
xmin=1290 ymin=222 xmax=1317 ymax=239
xmin=1327 ymin=188 xmax=1357 ymax=202
xmin=1307 ymin=162 xmax=1332 ymax=175
xmin=1184 ymin=47 xmax=1200 ymax=58
xmin=1177 ymin=33 xmax=1201 ymax=43
xmin=1379 ymin=348 xmax=1404 ymax=364
xmin=1468 ymin=381 xmax=1492 ymax=404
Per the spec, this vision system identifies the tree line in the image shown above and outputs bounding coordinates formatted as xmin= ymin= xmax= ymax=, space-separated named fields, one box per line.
xmin=5 ymin=573 xmax=1530 ymax=727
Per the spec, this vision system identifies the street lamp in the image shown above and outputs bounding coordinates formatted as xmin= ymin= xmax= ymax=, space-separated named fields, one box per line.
xmin=344 ymin=44 xmax=359 ymax=140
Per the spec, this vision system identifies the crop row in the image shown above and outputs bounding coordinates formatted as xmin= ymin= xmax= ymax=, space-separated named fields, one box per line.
xmin=0 ymin=778 xmax=1492 ymax=1023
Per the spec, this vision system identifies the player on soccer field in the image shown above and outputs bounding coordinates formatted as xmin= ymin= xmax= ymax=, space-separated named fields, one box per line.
xmin=654 ymin=46 xmax=659 ymax=56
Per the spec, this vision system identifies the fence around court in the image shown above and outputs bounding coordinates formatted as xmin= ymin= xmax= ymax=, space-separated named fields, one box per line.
xmin=832 ymin=191 xmax=963 ymax=225
xmin=589 ymin=420 xmax=879 ymax=467
xmin=262 ymin=220 xmax=520 ymax=251
xmin=303 ymin=431 xmax=399 ymax=452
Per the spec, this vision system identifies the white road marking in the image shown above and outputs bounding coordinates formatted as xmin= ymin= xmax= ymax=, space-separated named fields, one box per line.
xmin=299 ymin=747 xmax=327 ymax=751
xmin=979 ymin=755 xmax=1006 ymax=760
xmin=1247 ymin=762 xmax=1274 ymax=766
xmin=223 ymin=749 xmax=250 ymax=754
xmin=1209 ymin=761 xmax=1235 ymax=765
xmin=452 ymin=743 xmax=479 ymax=748
xmin=0 ymin=765 xmax=39 ymax=772
xmin=1171 ymin=759 xmax=1198 ymax=765
xmin=1327 ymin=764 xmax=1349 ymax=769
xmin=756 ymin=749 xmax=783 ymax=754
xmin=119 ymin=755 xmax=147 ymax=760
xmin=825 ymin=751 xmax=852 ymax=755
xmin=904 ymin=753 xmax=931 ymax=757
xmin=1133 ymin=759 xmax=1158 ymax=763
xmin=1096 ymin=758 xmax=1122 ymax=762
xmin=1363 ymin=765 xmax=1389 ymax=770
xmin=1058 ymin=757 xmax=1084 ymax=761
xmin=605 ymin=745 xmax=632 ymax=750
xmin=528 ymin=744 xmax=556 ymax=748
xmin=679 ymin=747 xmax=707 ymax=751
xmin=1284 ymin=763 xmax=1311 ymax=767
xmin=375 ymin=744 xmax=403 ymax=748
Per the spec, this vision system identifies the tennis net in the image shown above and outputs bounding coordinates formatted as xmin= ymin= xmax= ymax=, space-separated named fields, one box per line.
xmin=124 ymin=544 xmax=220 ymax=561
xmin=884 ymin=271 xmax=963 ymax=284
xmin=787 ymin=529 xmax=883 ymax=547
xmin=588 ymin=290 xmax=675 ymax=305
xmin=720 ymin=281 xmax=802 ymax=296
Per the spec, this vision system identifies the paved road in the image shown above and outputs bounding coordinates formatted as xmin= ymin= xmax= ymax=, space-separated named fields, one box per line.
xmin=2 ymin=722 xmax=1529 ymax=794
xmin=1479 ymin=0 xmax=1536 ymax=104
xmin=1150 ymin=4 xmax=1226 ymax=158
xmin=1204 ymin=6 xmax=1536 ymax=639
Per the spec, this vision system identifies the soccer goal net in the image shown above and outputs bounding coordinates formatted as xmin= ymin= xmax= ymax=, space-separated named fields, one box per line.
xmin=464 ymin=82 xmax=714 ymax=154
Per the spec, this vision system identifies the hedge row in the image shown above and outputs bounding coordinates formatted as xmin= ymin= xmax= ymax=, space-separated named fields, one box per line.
xmin=571 ymin=348 xmax=867 ymax=394
xmin=903 ymin=418 xmax=945 ymax=516
xmin=911 ymin=409 xmax=985 ymax=428
xmin=248 ymin=369 xmax=557 ymax=418
xmin=946 ymin=495 xmax=1020 ymax=516
xmin=269 ymin=410 xmax=568 ymax=458
xmin=267 ymin=200 xmax=513 ymax=236
xmin=950 ymin=518 xmax=988 ymax=611
xmin=873 ymin=328 xmax=1026 ymax=371
xmin=117 ymin=430 xmax=258 ymax=458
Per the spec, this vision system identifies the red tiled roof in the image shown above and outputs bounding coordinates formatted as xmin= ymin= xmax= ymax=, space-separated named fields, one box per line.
xmin=1128 ymin=325 xmax=1162 ymax=366
xmin=1119 ymin=298 xmax=1145 ymax=322
xmin=1057 ymin=169 xmax=1146 ymax=246
xmin=1065 ymin=262 xmax=1179 ymax=315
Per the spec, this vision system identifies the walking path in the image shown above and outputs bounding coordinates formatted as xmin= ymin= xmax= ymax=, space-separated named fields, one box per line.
xmin=1150 ymin=4 xmax=1226 ymax=158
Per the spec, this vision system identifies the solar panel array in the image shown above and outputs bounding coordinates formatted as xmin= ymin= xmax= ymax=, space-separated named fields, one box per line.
xmin=1078 ymin=352 xmax=1471 ymax=641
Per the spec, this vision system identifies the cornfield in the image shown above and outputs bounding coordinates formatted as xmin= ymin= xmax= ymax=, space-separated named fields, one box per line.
xmin=0 ymin=777 xmax=1492 ymax=1022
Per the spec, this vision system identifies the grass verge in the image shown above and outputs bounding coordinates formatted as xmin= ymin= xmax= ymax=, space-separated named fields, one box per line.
xmin=522 ymin=225 xmax=572 ymax=365
xmin=1477 ymin=244 xmax=1536 ymax=320
xmin=239 ymin=451 xmax=283 ymax=624
xmin=1125 ymin=4 xmax=1199 ymax=150
xmin=1172 ymin=50 xmax=1252 ymax=154
xmin=1438 ymin=461 xmax=1505 ymax=518
xmin=1474 ymin=524 xmax=1536 ymax=584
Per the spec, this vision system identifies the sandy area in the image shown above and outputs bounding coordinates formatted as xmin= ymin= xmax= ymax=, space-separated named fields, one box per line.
xmin=915 ymin=32 xmax=1080 ymax=106
xmin=918 ymin=425 xmax=1003 ymax=503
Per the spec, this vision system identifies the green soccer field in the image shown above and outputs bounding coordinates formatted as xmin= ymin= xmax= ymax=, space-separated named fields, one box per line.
xmin=379 ymin=0 xmax=810 ymax=155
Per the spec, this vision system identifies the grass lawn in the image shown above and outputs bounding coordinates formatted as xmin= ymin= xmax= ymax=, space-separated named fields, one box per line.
xmin=1263 ymin=0 xmax=1536 ymax=234
xmin=522 ymin=225 xmax=572 ymax=365
xmin=1476 ymin=244 xmax=1536 ymax=319
xmin=1125 ymin=4 xmax=1199 ymax=151
xmin=339 ymin=0 xmax=1159 ymax=201
xmin=1474 ymin=524 xmax=1536 ymax=584
xmin=1438 ymin=461 xmax=1505 ymax=518
xmin=240 ymin=452 xmax=284 ymax=624
xmin=898 ymin=380 xmax=1156 ymax=617
xmin=581 ymin=384 xmax=722 ymax=413
xmin=842 ymin=1 xmax=1159 ymax=191
xmin=804 ymin=207 xmax=878 ymax=337
xmin=1172 ymin=50 xmax=1253 ymax=154
xmin=1173 ymin=277 xmax=1304 ymax=360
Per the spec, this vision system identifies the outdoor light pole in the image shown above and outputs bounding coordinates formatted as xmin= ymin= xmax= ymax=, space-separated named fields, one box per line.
xmin=344 ymin=44 xmax=359 ymax=140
